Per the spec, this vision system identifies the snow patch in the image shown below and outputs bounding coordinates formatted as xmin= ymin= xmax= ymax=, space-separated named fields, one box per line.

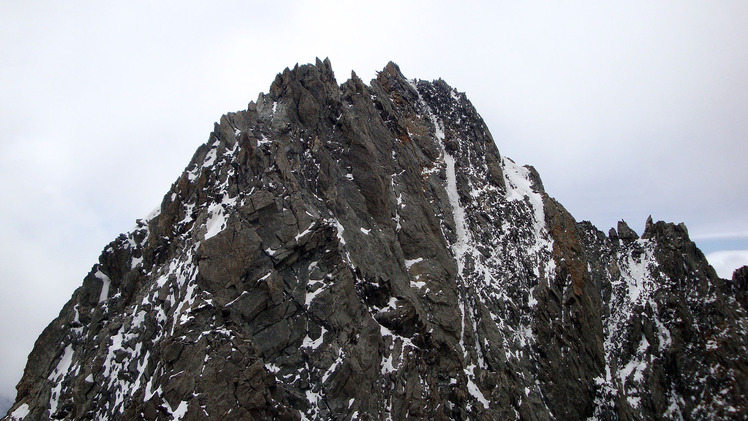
xmin=168 ymin=400 xmax=189 ymax=420
xmin=305 ymin=276 xmax=327 ymax=307
xmin=146 ymin=206 xmax=161 ymax=221
xmin=444 ymin=151 xmax=469 ymax=269
xmin=321 ymin=349 xmax=344 ymax=383
xmin=95 ymin=269 xmax=111 ymax=303
xmin=203 ymin=148 xmax=217 ymax=167
xmin=411 ymin=280 xmax=426 ymax=288
xmin=381 ymin=352 xmax=396 ymax=374
xmin=47 ymin=345 xmax=74 ymax=382
xmin=465 ymin=365 xmax=490 ymax=409
xmin=333 ymin=219 xmax=346 ymax=245
xmin=501 ymin=157 xmax=552 ymax=255
xmin=302 ymin=326 xmax=327 ymax=350
xmin=8 ymin=403 xmax=30 ymax=420
xmin=405 ymin=257 xmax=424 ymax=269
xmin=296 ymin=222 xmax=316 ymax=241
xmin=258 ymin=134 xmax=273 ymax=147
xmin=47 ymin=344 xmax=74 ymax=414
xmin=204 ymin=203 xmax=228 ymax=240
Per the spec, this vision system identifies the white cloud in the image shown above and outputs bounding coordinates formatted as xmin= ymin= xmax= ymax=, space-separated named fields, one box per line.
xmin=706 ymin=250 xmax=748 ymax=279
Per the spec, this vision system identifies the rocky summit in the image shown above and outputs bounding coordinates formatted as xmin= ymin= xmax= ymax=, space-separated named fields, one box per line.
xmin=4 ymin=59 xmax=747 ymax=420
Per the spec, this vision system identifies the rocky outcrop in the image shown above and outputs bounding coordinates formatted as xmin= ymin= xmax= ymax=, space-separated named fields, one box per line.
xmin=4 ymin=59 xmax=747 ymax=420
xmin=727 ymin=265 xmax=748 ymax=309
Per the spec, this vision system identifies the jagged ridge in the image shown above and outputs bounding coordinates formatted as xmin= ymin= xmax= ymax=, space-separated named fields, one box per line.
xmin=4 ymin=59 xmax=747 ymax=420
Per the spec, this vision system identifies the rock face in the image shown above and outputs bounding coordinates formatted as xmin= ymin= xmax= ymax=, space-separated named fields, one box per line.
xmin=4 ymin=60 xmax=747 ymax=420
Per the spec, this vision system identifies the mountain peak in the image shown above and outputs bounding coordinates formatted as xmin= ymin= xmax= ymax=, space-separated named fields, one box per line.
xmin=4 ymin=61 xmax=746 ymax=421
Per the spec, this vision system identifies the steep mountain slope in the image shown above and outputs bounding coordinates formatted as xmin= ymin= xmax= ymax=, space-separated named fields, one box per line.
xmin=4 ymin=60 xmax=746 ymax=420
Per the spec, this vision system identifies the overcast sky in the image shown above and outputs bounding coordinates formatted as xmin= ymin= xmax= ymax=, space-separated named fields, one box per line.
xmin=1 ymin=0 xmax=746 ymax=406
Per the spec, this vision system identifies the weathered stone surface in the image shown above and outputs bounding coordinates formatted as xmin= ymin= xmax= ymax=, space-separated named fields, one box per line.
xmin=4 ymin=60 xmax=746 ymax=420
xmin=729 ymin=265 xmax=748 ymax=308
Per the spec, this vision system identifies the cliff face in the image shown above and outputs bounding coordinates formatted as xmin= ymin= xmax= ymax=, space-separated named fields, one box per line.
xmin=4 ymin=60 xmax=746 ymax=420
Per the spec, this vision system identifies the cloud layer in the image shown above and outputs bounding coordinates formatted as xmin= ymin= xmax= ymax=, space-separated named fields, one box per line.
xmin=706 ymin=250 xmax=748 ymax=279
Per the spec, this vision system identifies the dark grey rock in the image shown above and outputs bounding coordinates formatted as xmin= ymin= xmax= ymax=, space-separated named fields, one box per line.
xmin=729 ymin=265 xmax=748 ymax=308
xmin=616 ymin=220 xmax=639 ymax=242
xmin=4 ymin=60 xmax=746 ymax=421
